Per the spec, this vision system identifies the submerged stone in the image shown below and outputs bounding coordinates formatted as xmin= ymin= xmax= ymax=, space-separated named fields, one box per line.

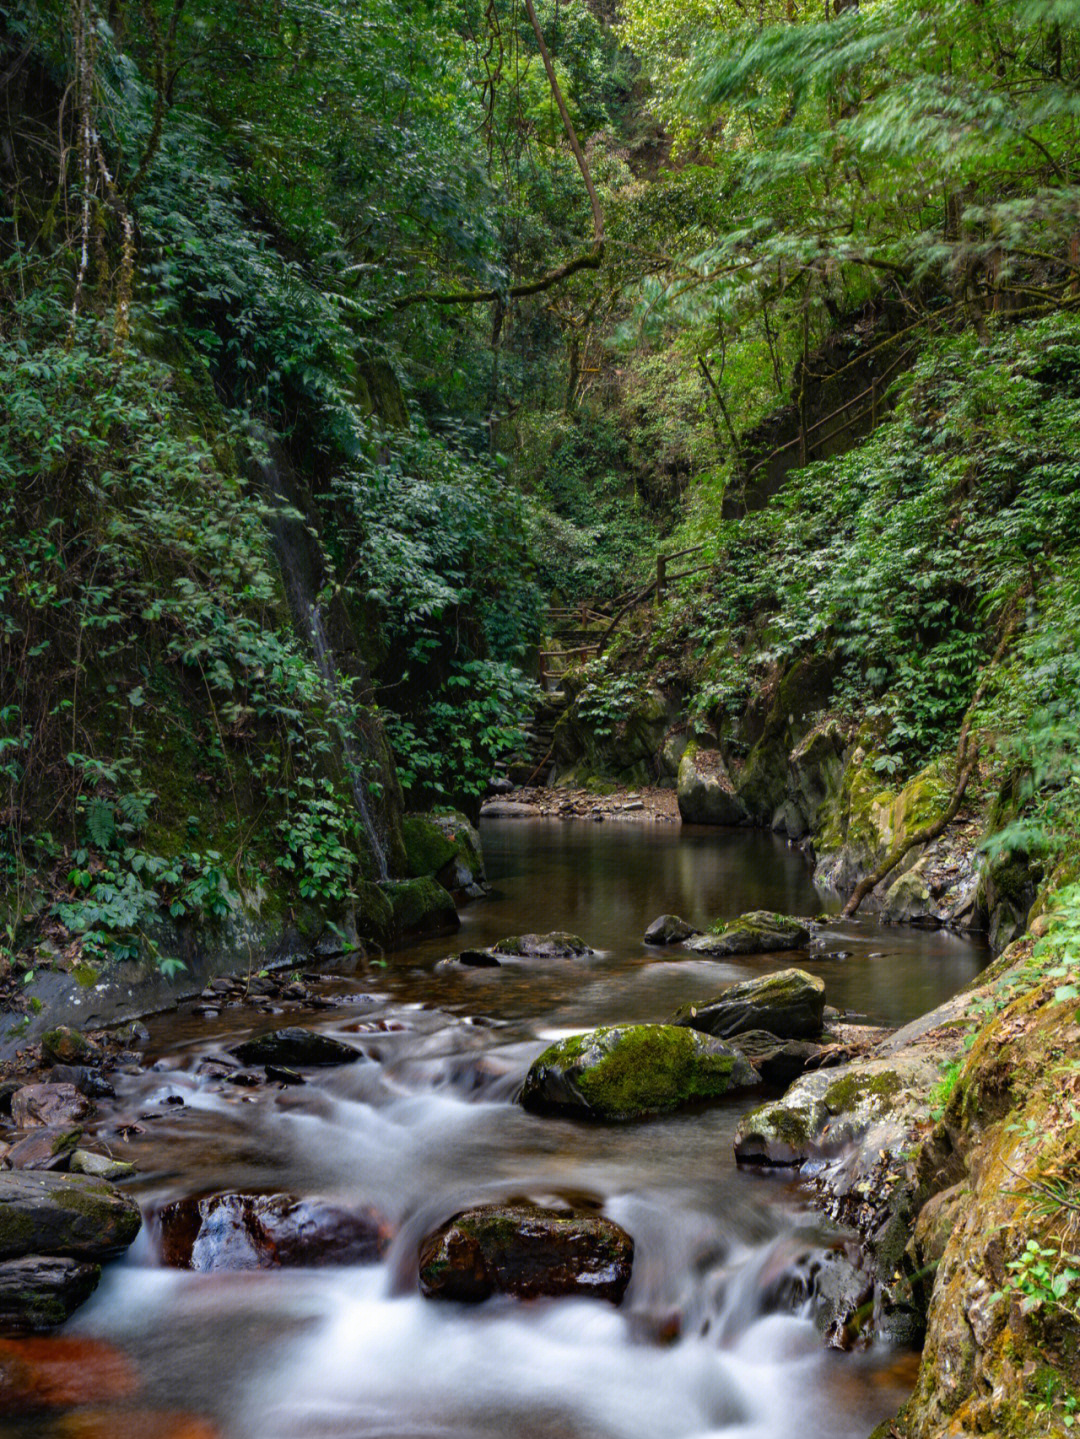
xmin=418 ymin=1202 xmax=633 ymax=1304
xmin=673 ymin=968 xmax=826 ymax=1041
xmin=683 ymin=911 xmax=811 ymax=957
xmin=519 ymin=1023 xmax=759 ymax=1120
xmin=230 ymin=1027 xmax=360 ymax=1068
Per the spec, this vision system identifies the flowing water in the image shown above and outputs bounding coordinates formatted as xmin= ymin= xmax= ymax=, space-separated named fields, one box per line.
xmin=11 ymin=820 xmax=988 ymax=1439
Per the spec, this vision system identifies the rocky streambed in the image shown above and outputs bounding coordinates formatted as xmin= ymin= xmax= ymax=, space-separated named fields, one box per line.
xmin=0 ymin=818 xmax=995 ymax=1439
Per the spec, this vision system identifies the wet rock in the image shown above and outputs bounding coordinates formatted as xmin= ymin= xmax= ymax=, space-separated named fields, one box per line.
xmin=403 ymin=810 xmax=487 ymax=896
xmin=673 ymin=968 xmax=825 ymax=1041
xmin=677 ymin=746 xmax=748 ymax=826
xmin=230 ymin=1027 xmax=360 ymax=1068
xmin=0 ymin=1334 xmax=138 ymax=1405
xmin=492 ymin=932 xmax=593 ymax=960
xmin=436 ymin=948 xmax=502 ymax=971
xmin=0 ymin=1258 xmax=103 ymax=1334
xmin=479 ymin=800 xmax=534 ymax=818
xmin=729 ymin=1030 xmax=824 ymax=1086
xmin=386 ymin=876 xmax=460 ymax=941
xmin=69 ymin=1151 xmax=136 ymax=1182
xmin=0 ymin=1080 xmax=21 ymax=1115
xmin=264 ymin=1065 xmax=305 ymax=1086
xmin=40 ymin=1027 xmax=104 ymax=1068
xmin=46 ymin=1065 xmax=115 ymax=1099
xmin=11 ymin=1084 xmax=92 ymax=1130
xmin=520 ymin=1023 xmax=759 ymax=1120
xmin=5 ymin=1128 xmax=82 ymax=1171
xmin=643 ymin=914 xmax=699 ymax=945
xmin=157 ymin=1192 xmax=389 ymax=1271
xmin=418 ymin=1202 xmax=633 ymax=1304
xmin=0 ymin=1171 xmax=141 ymax=1261
xmin=683 ymin=911 xmax=811 ymax=957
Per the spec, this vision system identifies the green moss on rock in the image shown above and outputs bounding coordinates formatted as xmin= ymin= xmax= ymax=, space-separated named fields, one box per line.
xmin=520 ymin=1023 xmax=759 ymax=1120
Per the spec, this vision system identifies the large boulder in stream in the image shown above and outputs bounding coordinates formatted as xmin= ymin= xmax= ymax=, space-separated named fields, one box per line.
xmin=519 ymin=1023 xmax=758 ymax=1120
xmin=418 ymin=1202 xmax=633 ymax=1304
xmin=493 ymin=933 xmax=593 ymax=960
xmin=157 ymin=1192 xmax=390 ymax=1271
xmin=385 ymin=876 xmax=460 ymax=941
xmin=403 ymin=811 xmax=487 ymax=897
xmin=0 ymin=1171 xmax=141 ymax=1262
xmin=673 ymin=969 xmax=826 ymax=1042
xmin=0 ymin=1171 xmax=141 ymax=1332
xmin=231 ymin=1027 xmax=360 ymax=1068
xmin=677 ymin=746 xmax=748 ymax=826
xmin=683 ymin=911 xmax=811 ymax=957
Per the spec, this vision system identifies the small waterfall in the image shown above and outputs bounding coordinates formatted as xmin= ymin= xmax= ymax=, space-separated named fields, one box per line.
xmin=251 ymin=432 xmax=390 ymax=882
xmin=308 ymin=601 xmax=390 ymax=883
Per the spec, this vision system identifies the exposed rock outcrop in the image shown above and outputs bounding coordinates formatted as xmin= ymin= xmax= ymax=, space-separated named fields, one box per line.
xmin=677 ymin=745 xmax=747 ymax=825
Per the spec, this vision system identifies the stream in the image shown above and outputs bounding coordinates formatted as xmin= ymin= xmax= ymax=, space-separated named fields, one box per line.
xmin=11 ymin=820 xmax=989 ymax=1439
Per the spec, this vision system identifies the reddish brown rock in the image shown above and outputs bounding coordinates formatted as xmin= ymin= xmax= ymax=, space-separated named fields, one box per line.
xmin=156 ymin=1192 xmax=390 ymax=1271
xmin=57 ymin=1410 xmax=220 ymax=1439
xmin=4 ymin=1127 xmax=81 ymax=1171
xmin=418 ymin=1202 xmax=633 ymax=1304
xmin=10 ymin=1084 xmax=92 ymax=1130
xmin=0 ymin=1336 xmax=138 ymax=1411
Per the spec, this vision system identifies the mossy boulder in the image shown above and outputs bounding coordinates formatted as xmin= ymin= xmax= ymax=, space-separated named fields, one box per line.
xmin=418 ymin=1202 xmax=633 ymax=1304
xmin=683 ymin=911 xmax=811 ymax=957
xmin=520 ymin=1023 xmax=759 ymax=1120
xmin=0 ymin=1171 xmax=141 ymax=1262
xmin=385 ymin=877 xmax=460 ymax=941
xmin=402 ymin=811 xmax=486 ymax=895
xmin=492 ymin=932 xmax=592 ymax=960
xmin=677 ymin=745 xmax=748 ymax=826
xmin=40 ymin=1027 xmax=103 ymax=1068
xmin=674 ymin=969 xmax=825 ymax=1041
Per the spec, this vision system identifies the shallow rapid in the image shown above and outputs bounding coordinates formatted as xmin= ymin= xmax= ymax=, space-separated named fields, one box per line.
xmin=28 ymin=820 xmax=988 ymax=1439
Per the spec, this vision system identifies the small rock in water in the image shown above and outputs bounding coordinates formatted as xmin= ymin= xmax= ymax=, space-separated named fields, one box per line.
xmin=69 ymin=1150 xmax=136 ymax=1181
xmin=264 ymin=1065 xmax=305 ymax=1086
xmin=643 ymin=914 xmax=700 ymax=945
xmin=11 ymin=1085 xmax=92 ymax=1130
xmin=46 ymin=1065 xmax=115 ymax=1099
xmin=41 ymin=1027 xmax=104 ymax=1068
xmin=157 ymin=1192 xmax=389 ymax=1270
xmin=230 ymin=1027 xmax=360 ymax=1068
xmin=492 ymin=932 xmax=593 ymax=960
xmin=5 ymin=1128 xmax=82 ymax=1171
xmin=418 ymin=1202 xmax=633 ymax=1304
xmin=437 ymin=948 xmax=502 ymax=971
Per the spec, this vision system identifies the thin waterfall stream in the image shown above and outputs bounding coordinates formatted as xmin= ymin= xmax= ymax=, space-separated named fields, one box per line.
xmin=8 ymin=819 xmax=990 ymax=1439
xmin=307 ymin=600 xmax=389 ymax=883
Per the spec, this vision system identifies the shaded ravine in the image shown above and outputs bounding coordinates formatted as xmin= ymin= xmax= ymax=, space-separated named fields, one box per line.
xmin=17 ymin=821 xmax=988 ymax=1439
